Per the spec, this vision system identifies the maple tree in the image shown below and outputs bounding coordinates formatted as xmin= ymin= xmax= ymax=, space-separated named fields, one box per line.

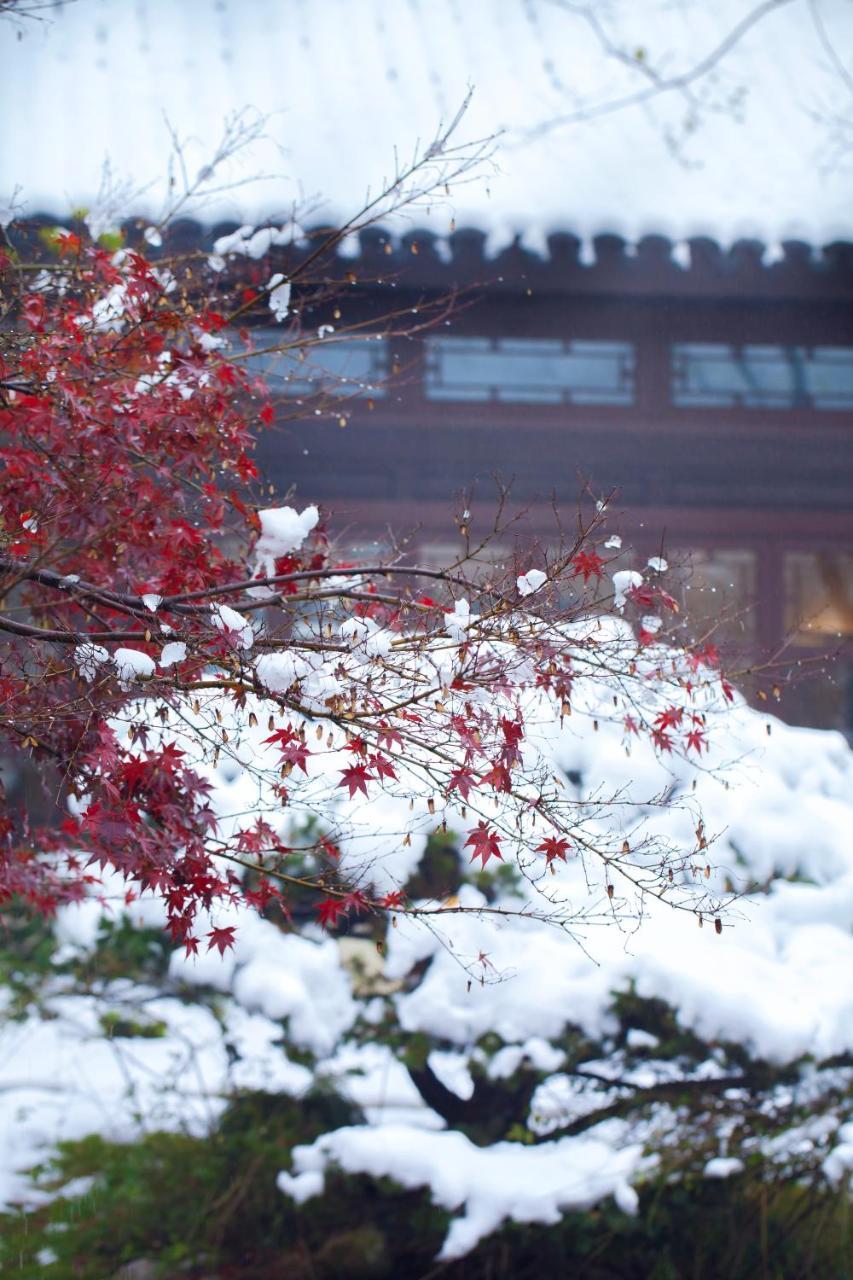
xmin=0 ymin=133 xmax=741 ymax=960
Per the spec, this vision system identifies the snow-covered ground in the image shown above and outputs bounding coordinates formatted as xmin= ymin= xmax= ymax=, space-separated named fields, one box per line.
xmin=3 ymin=675 xmax=852 ymax=1257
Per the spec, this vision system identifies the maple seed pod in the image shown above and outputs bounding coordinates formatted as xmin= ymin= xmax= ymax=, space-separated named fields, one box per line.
xmin=427 ymin=798 xmax=435 ymax=815
xmin=268 ymin=715 xmax=275 ymax=731
xmin=714 ymin=917 xmax=723 ymax=935
xmin=698 ymin=914 xmax=704 ymax=928
xmin=248 ymin=711 xmax=258 ymax=728
xmin=621 ymin=839 xmax=630 ymax=854
xmin=593 ymin=720 xmax=599 ymax=732
xmin=705 ymin=864 xmax=711 ymax=879
xmin=606 ymin=883 xmax=614 ymax=899
xmin=561 ymin=701 xmax=571 ymax=717
xmin=316 ymin=723 xmax=324 ymax=740
xmin=326 ymin=733 xmax=334 ymax=748
xmin=193 ymin=699 xmax=201 ymax=715
xmin=403 ymin=833 xmax=412 ymax=847
xmin=375 ymin=939 xmax=385 ymax=955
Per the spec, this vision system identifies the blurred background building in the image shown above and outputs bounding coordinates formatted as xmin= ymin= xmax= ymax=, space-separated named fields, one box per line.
xmin=3 ymin=0 xmax=852 ymax=729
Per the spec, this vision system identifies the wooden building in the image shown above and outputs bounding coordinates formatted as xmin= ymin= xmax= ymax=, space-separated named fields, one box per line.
xmin=246 ymin=226 xmax=853 ymax=733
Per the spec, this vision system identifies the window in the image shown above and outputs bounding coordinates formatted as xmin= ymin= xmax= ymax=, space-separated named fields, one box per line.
xmin=424 ymin=337 xmax=635 ymax=404
xmin=672 ymin=344 xmax=853 ymax=409
xmin=785 ymin=551 xmax=853 ymax=644
xmin=241 ymin=332 xmax=388 ymax=398
xmin=671 ymin=548 xmax=758 ymax=642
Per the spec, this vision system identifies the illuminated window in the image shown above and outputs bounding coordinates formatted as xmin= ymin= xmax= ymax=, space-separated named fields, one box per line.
xmin=671 ymin=548 xmax=758 ymax=642
xmin=425 ymin=337 xmax=635 ymax=404
xmin=785 ymin=552 xmax=853 ymax=644
xmin=672 ymin=345 xmax=853 ymax=409
xmin=242 ymin=332 xmax=388 ymax=398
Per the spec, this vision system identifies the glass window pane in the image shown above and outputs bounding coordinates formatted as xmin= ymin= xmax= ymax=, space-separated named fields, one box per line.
xmin=425 ymin=337 xmax=635 ymax=405
xmin=785 ymin=551 xmax=853 ymax=644
xmin=240 ymin=331 xmax=388 ymax=398
xmin=670 ymin=548 xmax=758 ymax=642
xmin=673 ymin=344 xmax=853 ymax=409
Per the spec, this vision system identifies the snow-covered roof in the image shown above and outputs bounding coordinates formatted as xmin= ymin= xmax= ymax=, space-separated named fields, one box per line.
xmin=1 ymin=0 xmax=852 ymax=250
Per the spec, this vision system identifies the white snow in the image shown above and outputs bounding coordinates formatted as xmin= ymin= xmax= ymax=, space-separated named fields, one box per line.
xmin=444 ymin=597 xmax=475 ymax=639
xmin=283 ymin=1123 xmax=645 ymax=1258
xmin=113 ymin=647 xmax=156 ymax=685
xmin=73 ymin=643 xmax=109 ymax=680
xmin=612 ymin=570 xmax=643 ymax=610
xmin=2 ymin=1 xmax=850 ymax=247
xmin=267 ymin=272 xmax=291 ymax=323
xmin=158 ymin=641 xmax=187 ymax=667
xmin=253 ymin=504 xmax=320 ymax=575
xmin=4 ymin=617 xmax=853 ymax=1255
xmin=211 ymin=603 xmax=255 ymax=649
xmin=517 ymin=569 xmax=548 ymax=597
xmin=704 ymin=1156 xmax=744 ymax=1178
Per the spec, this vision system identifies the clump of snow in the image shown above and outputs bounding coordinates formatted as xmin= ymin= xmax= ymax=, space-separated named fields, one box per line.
xmin=73 ymin=643 xmax=109 ymax=680
xmin=612 ymin=570 xmax=642 ymax=610
xmin=824 ymin=1123 xmax=853 ymax=1185
xmin=211 ymin=603 xmax=254 ymax=649
xmin=142 ymin=592 xmax=162 ymax=612
xmin=113 ymin=647 xmax=155 ymax=685
xmin=282 ymin=1123 xmax=645 ymax=1258
xmin=444 ymin=597 xmax=475 ymax=639
xmin=159 ymin=641 xmax=186 ymax=667
xmin=254 ymin=650 xmax=312 ymax=693
xmin=267 ymin=272 xmax=291 ymax=322
xmin=647 ymin=557 xmax=668 ymax=573
xmin=704 ymin=1156 xmax=744 ymax=1178
xmin=253 ymin=504 xmax=320 ymax=575
xmin=517 ymin=569 xmax=547 ymax=596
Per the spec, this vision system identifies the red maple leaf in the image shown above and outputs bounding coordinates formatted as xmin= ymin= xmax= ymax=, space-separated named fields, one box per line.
xmin=380 ymin=889 xmax=406 ymax=909
xmin=536 ymin=836 xmax=572 ymax=864
xmin=685 ymin=728 xmax=707 ymax=754
xmin=464 ymin=822 xmax=504 ymax=867
xmin=627 ymin=581 xmax=657 ymax=609
xmin=338 ymin=763 xmax=374 ymax=798
xmin=206 ymin=925 xmax=237 ymax=956
xmin=263 ymin=725 xmax=311 ymax=773
xmin=571 ymin=550 xmax=605 ymax=583
xmin=654 ymin=705 xmax=684 ymax=732
xmin=315 ymin=896 xmax=349 ymax=929
xmin=447 ymin=767 xmax=476 ymax=801
xmin=369 ymin=752 xmax=398 ymax=782
xmin=480 ymin=761 xmax=513 ymax=793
